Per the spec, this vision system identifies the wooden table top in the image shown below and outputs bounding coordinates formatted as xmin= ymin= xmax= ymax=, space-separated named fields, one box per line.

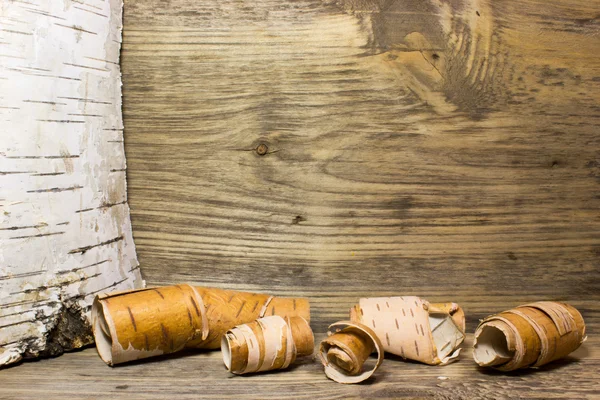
xmin=0 ymin=333 xmax=597 ymax=399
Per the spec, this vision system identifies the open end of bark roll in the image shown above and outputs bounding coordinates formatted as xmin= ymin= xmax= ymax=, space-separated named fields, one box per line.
xmin=473 ymin=324 xmax=513 ymax=367
xmin=429 ymin=313 xmax=465 ymax=363
xmin=327 ymin=348 xmax=355 ymax=373
xmin=221 ymin=334 xmax=233 ymax=370
xmin=91 ymin=299 xmax=114 ymax=366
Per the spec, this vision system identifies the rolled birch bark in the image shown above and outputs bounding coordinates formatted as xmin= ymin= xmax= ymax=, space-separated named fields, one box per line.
xmin=92 ymin=285 xmax=310 ymax=365
xmin=221 ymin=316 xmax=314 ymax=374
xmin=186 ymin=286 xmax=309 ymax=349
xmin=350 ymin=296 xmax=465 ymax=365
xmin=473 ymin=301 xmax=586 ymax=371
xmin=319 ymin=321 xmax=383 ymax=384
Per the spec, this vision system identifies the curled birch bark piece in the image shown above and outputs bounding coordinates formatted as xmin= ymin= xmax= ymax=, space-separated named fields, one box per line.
xmin=92 ymin=285 xmax=310 ymax=365
xmin=350 ymin=297 xmax=465 ymax=365
xmin=222 ymin=316 xmax=314 ymax=374
xmin=319 ymin=321 xmax=383 ymax=384
xmin=473 ymin=301 xmax=586 ymax=371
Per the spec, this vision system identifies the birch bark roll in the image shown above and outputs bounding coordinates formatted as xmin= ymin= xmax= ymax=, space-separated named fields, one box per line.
xmin=222 ymin=316 xmax=313 ymax=374
xmin=350 ymin=296 xmax=465 ymax=365
xmin=92 ymin=285 xmax=310 ymax=365
xmin=473 ymin=301 xmax=586 ymax=371
xmin=186 ymin=286 xmax=310 ymax=349
xmin=319 ymin=321 xmax=383 ymax=384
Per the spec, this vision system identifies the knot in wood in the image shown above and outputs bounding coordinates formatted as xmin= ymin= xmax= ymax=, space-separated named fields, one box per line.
xmin=256 ymin=144 xmax=269 ymax=156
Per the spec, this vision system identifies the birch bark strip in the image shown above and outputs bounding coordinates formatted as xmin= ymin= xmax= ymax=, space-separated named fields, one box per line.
xmin=350 ymin=296 xmax=465 ymax=365
xmin=0 ymin=0 xmax=142 ymax=367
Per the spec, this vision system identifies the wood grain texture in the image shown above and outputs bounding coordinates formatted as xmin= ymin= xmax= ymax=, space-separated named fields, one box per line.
xmin=0 ymin=335 xmax=597 ymax=399
xmin=2 ymin=0 xmax=596 ymax=397
xmin=116 ymin=0 xmax=598 ymax=397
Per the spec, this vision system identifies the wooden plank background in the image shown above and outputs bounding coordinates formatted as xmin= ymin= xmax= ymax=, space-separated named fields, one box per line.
xmin=122 ymin=0 xmax=600 ymax=330
xmin=1 ymin=0 xmax=599 ymax=398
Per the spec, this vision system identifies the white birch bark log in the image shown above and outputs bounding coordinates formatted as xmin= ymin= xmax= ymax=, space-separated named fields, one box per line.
xmin=0 ymin=0 xmax=143 ymax=367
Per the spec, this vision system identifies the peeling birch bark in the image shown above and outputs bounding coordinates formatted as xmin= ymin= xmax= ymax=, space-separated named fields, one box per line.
xmin=92 ymin=285 xmax=310 ymax=365
xmin=222 ymin=316 xmax=314 ymax=375
xmin=473 ymin=302 xmax=586 ymax=371
xmin=350 ymin=297 xmax=465 ymax=365
xmin=0 ymin=0 xmax=142 ymax=367
xmin=319 ymin=321 xmax=383 ymax=384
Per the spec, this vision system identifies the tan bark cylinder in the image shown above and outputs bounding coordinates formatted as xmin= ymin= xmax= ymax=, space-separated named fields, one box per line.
xmin=92 ymin=285 xmax=310 ymax=365
xmin=350 ymin=296 xmax=465 ymax=365
xmin=319 ymin=321 xmax=383 ymax=384
xmin=473 ymin=301 xmax=586 ymax=371
xmin=186 ymin=287 xmax=310 ymax=349
xmin=221 ymin=316 xmax=314 ymax=374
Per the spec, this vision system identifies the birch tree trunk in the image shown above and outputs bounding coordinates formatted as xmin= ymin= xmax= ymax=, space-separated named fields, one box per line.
xmin=0 ymin=0 xmax=142 ymax=367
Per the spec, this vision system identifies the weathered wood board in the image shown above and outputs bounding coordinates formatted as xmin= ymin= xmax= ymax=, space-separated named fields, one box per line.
xmin=0 ymin=0 xmax=142 ymax=366
xmin=117 ymin=0 xmax=599 ymax=397
xmin=0 ymin=335 xmax=597 ymax=399
xmin=122 ymin=0 xmax=599 ymax=320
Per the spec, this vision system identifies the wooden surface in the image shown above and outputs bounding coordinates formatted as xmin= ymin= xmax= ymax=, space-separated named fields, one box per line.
xmin=0 ymin=335 xmax=597 ymax=399
xmin=3 ymin=0 xmax=600 ymax=398
xmin=121 ymin=0 xmax=600 ymax=331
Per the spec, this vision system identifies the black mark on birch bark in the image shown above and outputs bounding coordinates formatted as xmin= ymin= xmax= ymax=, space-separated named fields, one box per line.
xmin=68 ymin=235 xmax=123 ymax=254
